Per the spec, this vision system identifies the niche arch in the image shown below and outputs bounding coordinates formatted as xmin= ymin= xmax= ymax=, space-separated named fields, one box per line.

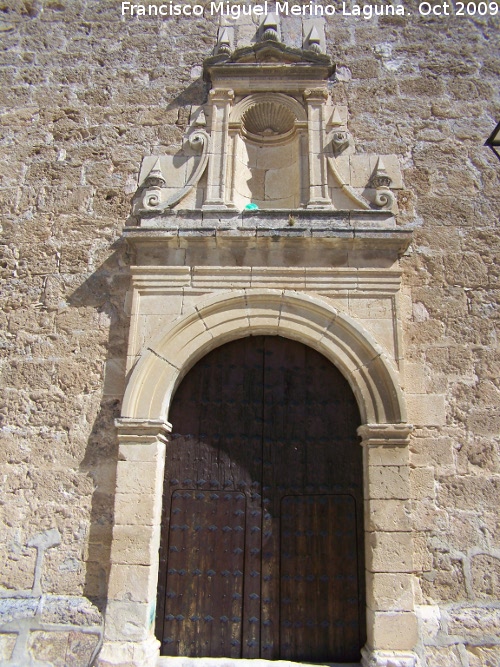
xmin=227 ymin=94 xmax=308 ymax=209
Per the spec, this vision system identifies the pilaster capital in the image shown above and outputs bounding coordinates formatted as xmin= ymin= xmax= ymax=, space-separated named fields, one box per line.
xmin=357 ymin=423 xmax=413 ymax=447
xmin=209 ymin=87 xmax=235 ymax=103
xmin=115 ymin=418 xmax=171 ymax=444
xmin=303 ymin=87 xmax=328 ymax=103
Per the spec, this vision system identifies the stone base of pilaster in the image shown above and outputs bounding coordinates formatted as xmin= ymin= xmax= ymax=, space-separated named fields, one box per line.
xmin=96 ymin=636 xmax=160 ymax=667
xmin=361 ymin=647 xmax=418 ymax=667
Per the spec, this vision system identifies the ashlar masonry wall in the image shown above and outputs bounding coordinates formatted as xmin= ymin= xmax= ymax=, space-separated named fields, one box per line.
xmin=0 ymin=2 xmax=499 ymax=666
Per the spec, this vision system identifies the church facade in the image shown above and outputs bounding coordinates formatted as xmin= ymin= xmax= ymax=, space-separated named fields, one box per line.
xmin=0 ymin=3 xmax=499 ymax=667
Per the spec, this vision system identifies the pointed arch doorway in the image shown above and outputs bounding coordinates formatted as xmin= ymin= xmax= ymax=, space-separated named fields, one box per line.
xmin=156 ymin=335 xmax=366 ymax=663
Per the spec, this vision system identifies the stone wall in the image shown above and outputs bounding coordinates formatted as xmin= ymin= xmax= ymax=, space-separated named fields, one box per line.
xmin=0 ymin=1 xmax=499 ymax=665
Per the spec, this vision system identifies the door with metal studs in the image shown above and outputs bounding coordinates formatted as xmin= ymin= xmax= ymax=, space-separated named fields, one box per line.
xmin=156 ymin=336 xmax=366 ymax=663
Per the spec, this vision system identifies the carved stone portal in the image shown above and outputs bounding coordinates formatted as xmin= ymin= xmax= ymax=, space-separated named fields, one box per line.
xmin=97 ymin=18 xmax=417 ymax=667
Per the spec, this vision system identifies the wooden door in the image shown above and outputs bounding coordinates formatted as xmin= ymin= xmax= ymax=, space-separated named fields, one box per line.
xmin=156 ymin=336 xmax=365 ymax=662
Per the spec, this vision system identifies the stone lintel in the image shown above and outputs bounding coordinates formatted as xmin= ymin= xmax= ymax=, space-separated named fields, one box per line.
xmin=358 ymin=423 xmax=413 ymax=447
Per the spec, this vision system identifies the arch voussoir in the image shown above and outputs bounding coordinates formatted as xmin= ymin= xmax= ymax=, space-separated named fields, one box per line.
xmin=122 ymin=289 xmax=406 ymax=426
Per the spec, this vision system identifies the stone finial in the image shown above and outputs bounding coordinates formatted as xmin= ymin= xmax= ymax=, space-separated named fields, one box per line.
xmin=370 ymin=157 xmax=394 ymax=209
xmin=307 ymin=25 xmax=322 ymax=53
xmin=260 ymin=13 xmax=280 ymax=42
xmin=328 ymin=107 xmax=343 ymax=127
xmin=331 ymin=131 xmax=350 ymax=156
xmin=143 ymin=157 xmax=166 ymax=188
xmin=371 ymin=157 xmax=392 ymax=188
xmin=216 ymin=27 xmax=232 ymax=55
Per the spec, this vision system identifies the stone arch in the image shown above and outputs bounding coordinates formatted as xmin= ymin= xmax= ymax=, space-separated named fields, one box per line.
xmin=122 ymin=289 xmax=406 ymax=426
xmin=100 ymin=289 xmax=418 ymax=667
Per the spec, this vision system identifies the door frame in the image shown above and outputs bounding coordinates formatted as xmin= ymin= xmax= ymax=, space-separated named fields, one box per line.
xmin=96 ymin=290 xmax=418 ymax=667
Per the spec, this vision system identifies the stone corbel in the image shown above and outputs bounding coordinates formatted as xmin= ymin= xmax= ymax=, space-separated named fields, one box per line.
xmin=259 ymin=12 xmax=281 ymax=42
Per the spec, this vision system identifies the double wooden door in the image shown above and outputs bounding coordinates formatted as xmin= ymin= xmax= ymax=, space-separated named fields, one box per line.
xmin=156 ymin=336 xmax=365 ymax=662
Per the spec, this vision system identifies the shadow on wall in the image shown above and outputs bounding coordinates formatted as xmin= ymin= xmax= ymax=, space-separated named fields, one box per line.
xmin=70 ymin=80 xmax=209 ymax=616
xmin=68 ymin=239 xmax=132 ymax=616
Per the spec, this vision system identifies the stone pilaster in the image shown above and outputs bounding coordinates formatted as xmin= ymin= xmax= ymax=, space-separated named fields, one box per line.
xmin=203 ymin=87 xmax=234 ymax=209
xmin=358 ymin=424 xmax=418 ymax=667
xmin=96 ymin=418 xmax=171 ymax=667
xmin=304 ymin=87 xmax=331 ymax=209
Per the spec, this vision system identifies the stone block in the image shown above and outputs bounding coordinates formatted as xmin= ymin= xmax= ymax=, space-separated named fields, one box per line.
xmin=103 ymin=601 xmax=152 ymax=642
xmin=366 ymin=572 xmax=414 ymax=612
xmin=403 ymin=362 xmax=427 ymax=394
xmin=135 ymin=294 xmax=183 ymax=317
xmin=448 ymin=607 xmax=500 ymax=640
xmin=110 ymin=525 xmax=160 ymax=566
xmin=360 ymin=318 xmax=397 ymax=360
xmin=28 ymin=630 xmax=101 ymax=667
xmin=437 ymin=477 xmax=500 ymax=512
xmin=103 ymin=358 xmax=126 ymax=397
xmin=118 ymin=442 xmax=165 ymax=464
xmin=406 ymin=394 xmax=446 ymax=426
xmin=115 ymin=461 xmax=162 ymax=496
xmin=423 ymin=645 xmax=463 ymax=667
xmin=96 ymin=636 xmax=160 ymax=667
xmin=367 ymin=466 xmax=410 ymax=500
xmin=0 ymin=633 xmax=16 ymax=660
xmin=366 ymin=531 xmax=413 ymax=573
xmin=366 ymin=610 xmax=418 ymax=651
xmin=466 ymin=645 xmax=500 ymax=667
xmin=410 ymin=467 xmax=435 ymax=500
xmin=471 ymin=553 xmax=500 ymax=600
xmin=414 ymin=604 xmax=442 ymax=642
xmin=365 ymin=445 xmax=409 ymax=467
xmin=114 ymin=493 xmax=161 ymax=527
xmin=108 ymin=563 xmax=157 ymax=604
xmin=365 ymin=499 xmax=412 ymax=532
xmin=409 ymin=435 xmax=455 ymax=470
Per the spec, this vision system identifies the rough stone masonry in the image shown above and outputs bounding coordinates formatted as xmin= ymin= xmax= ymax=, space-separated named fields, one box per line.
xmin=0 ymin=1 xmax=499 ymax=666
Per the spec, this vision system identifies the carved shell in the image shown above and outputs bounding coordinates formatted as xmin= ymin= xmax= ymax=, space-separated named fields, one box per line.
xmin=242 ymin=102 xmax=296 ymax=137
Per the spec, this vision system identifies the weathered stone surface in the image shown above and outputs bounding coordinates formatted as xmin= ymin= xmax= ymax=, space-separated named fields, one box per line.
xmin=448 ymin=607 xmax=500 ymax=641
xmin=423 ymin=645 xmax=463 ymax=667
xmin=466 ymin=645 xmax=500 ymax=667
xmin=1 ymin=4 xmax=499 ymax=667
xmin=471 ymin=554 xmax=500 ymax=600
